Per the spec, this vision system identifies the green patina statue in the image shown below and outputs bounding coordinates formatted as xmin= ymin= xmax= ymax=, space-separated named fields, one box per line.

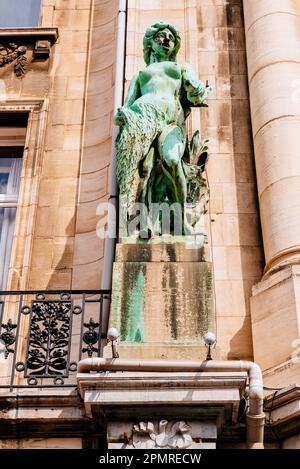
xmin=114 ymin=21 xmax=212 ymax=237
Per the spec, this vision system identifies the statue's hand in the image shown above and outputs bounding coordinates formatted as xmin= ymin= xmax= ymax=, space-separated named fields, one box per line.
xmin=113 ymin=108 xmax=126 ymax=126
xmin=185 ymin=79 xmax=212 ymax=103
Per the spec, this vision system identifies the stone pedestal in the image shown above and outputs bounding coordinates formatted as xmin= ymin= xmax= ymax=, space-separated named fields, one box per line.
xmin=109 ymin=242 xmax=215 ymax=359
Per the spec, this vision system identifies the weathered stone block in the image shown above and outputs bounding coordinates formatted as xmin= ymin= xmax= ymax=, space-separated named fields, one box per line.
xmin=110 ymin=243 xmax=214 ymax=347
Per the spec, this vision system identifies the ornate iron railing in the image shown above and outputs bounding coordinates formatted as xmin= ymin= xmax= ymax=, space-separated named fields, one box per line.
xmin=0 ymin=290 xmax=111 ymax=390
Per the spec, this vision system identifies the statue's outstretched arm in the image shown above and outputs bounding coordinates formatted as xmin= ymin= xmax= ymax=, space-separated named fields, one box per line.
xmin=114 ymin=74 xmax=141 ymax=126
xmin=182 ymin=65 xmax=212 ymax=106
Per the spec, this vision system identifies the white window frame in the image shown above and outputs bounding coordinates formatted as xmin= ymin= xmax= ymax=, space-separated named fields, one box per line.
xmin=0 ymin=99 xmax=47 ymax=291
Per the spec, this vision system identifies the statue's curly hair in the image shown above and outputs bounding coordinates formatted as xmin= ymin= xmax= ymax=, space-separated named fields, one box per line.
xmin=143 ymin=21 xmax=181 ymax=65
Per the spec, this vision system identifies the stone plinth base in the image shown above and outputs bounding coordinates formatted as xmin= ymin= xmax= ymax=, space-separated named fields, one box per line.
xmin=109 ymin=243 xmax=214 ymax=353
xmin=251 ymin=265 xmax=300 ymax=385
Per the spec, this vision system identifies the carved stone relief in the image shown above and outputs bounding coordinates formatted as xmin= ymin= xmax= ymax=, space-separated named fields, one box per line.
xmin=131 ymin=420 xmax=193 ymax=449
xmin=107 ymin=419 xmax=217 ymax=449
xmin=0 ymin=43 xmax=28 ymax=77
xmin=0 ymin=33 xmax=55 ymax=78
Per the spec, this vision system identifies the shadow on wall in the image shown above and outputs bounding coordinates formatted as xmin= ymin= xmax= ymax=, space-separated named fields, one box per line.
xmin=45 ymin=215 xmax=76 ymax=291
xmin=44 ymin=214 xmax=104 ymax=292
xmin=196 ymin=0 xmax=264 ymax=360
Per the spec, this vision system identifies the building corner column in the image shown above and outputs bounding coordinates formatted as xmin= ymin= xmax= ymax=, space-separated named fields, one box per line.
xmin=243 ymin=0 xmax=300 ymax=388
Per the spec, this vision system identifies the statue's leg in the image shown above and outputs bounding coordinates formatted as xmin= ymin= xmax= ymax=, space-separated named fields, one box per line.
xmin=139 ymin=146 xmax=155 ymax=205
xmin=157 ymin=125 xmax=196 ymax=235
xmin=157 ymin=125 xmax=187 ymax=204
xmin=137 ymin=147 xmax=156 ymax=238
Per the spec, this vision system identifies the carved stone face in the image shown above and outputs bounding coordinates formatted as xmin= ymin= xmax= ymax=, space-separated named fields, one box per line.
xmin=152 ymin=28 xmax=175 ymax=59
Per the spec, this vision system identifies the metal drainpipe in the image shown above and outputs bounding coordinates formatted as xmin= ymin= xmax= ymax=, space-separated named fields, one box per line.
xmin=77 ymin=358 xmax=265 ymax=449
xmin=101 ymin=0 xmax=127 ymax=332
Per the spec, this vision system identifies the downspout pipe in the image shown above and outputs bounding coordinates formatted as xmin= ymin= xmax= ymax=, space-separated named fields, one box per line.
xmin=77 ymin=358 xmax=265 ymax=449
xmin=101 ymin=0 xmax=127 ymax=332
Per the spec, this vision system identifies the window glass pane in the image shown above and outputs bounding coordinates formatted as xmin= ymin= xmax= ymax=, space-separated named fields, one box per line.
xmin=0 ymin=207 xmax=3 ymax=235
xmin=0 ymin=172 xmax=9 ymax=194
xmin=0 ymin=158 xmax=21 ymax=195
xmin=0 ymin=0 xmax=41 ymax=27
xmin=0 ymin=157 xmax=22 ymax=290
xmin=0 ymin=207 xmax=17 ymax=289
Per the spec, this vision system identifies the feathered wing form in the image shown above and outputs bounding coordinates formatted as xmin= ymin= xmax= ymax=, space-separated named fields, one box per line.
xmin=115 ymin=103 xmax=165 ymax=214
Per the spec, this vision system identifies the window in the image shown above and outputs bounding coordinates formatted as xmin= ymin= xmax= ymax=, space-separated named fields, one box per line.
xmin=0 ymin=112 xmax=27 ymax=290
xmin=0 ymin=156 xmax=22 ymax=289
xmin=0 ymin=0 xmax=41 ymax=28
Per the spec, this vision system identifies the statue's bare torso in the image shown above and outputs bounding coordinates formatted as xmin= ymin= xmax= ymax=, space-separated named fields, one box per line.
xmin=134 ymin=62 xmax=185 ymax=126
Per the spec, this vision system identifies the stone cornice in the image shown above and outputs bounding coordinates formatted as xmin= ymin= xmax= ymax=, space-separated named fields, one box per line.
xmin=0 ymin=391 xmax=80 ymax=408
xmin=77 ymin=371 xmax=247 ymax=428
xmin=264 ymin=385 xmax=300 ymax=439
xmin=0 ymin=27 xmax=58 ymax=43
xmin=264 ymin=385 xmax=300 ymax=411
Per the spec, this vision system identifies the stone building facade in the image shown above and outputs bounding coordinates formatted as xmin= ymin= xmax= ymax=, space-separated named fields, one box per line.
xmin=0 ymin=0 xmax=299 ymax=449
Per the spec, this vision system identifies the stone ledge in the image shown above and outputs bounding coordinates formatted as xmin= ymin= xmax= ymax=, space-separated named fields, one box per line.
xmin=0 ymin=27 xmax=58 ymax=43
xmin=77 ymin=371 xmax=247 ymax=426
xmin=265 ymin=385 xmax=300 ymax=412
xmin=264 ymin=385 xmax=300 ymax=440
xmin=0 ymin=392 xmax=83 ymax=421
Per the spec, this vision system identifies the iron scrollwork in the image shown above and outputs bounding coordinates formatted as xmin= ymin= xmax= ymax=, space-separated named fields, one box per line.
xmin=25 ymin=294 xmax=73 ymax=378
xmin=82 ymin=318 xmax=100 ymax=357
xmin=0 ymin=319 xmax=17 ymax=359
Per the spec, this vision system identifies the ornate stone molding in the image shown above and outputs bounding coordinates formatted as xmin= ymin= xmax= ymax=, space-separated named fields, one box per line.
xmin=0 ymin=28 xmax=58 ymax=77
xmin=107 ymin=419 xmax=215 ymax=449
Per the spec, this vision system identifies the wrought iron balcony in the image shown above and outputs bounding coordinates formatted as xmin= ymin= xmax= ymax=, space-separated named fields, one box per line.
xmin=0 ymin=290 xmax=111 ymax=391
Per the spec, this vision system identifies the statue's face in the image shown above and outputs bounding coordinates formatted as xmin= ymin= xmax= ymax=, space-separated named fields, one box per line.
xmin=152 ymin=28 xmax=175 ymax=59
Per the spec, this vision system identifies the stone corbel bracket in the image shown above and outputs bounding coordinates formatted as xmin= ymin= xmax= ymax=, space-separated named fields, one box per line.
xmin=0 ymin=28 xmax=58 ymax=77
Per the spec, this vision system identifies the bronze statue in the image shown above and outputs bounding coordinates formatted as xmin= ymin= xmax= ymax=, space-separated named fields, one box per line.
xmin=114 ymin=21 xmax=211 ymax=237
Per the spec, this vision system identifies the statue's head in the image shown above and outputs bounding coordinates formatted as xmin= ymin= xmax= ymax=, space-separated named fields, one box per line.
xmin=143 ymin=21 xmax=181 ymax=65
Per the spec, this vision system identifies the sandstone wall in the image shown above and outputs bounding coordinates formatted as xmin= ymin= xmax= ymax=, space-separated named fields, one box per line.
xmin=0 ymin=0 xmax=118 ymax=291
